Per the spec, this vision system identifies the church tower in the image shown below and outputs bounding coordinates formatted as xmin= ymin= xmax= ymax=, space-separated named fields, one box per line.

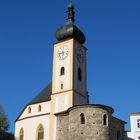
xmin=50 ymin=1 xmax=88 ymax=139
xmin=52 ymin=1 xmax=88 ymax=112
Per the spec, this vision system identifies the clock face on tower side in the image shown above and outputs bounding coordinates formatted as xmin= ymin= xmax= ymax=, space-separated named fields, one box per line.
xmin=57 ymin=46 xmax=69 ymax=60
xmin=76 ymin=47 xmax=85 ymax=63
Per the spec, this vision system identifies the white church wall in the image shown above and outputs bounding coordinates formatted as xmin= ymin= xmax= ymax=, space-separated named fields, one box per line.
xmin=52 ymin=40 xmax=73 ymax=93
xmin=53 ymin=92 xmax=70 ymax=113
xmin=18 ymin=101 xmax=50 ymax=120
xmin=15 ymin=114 xmax=50 ymax=140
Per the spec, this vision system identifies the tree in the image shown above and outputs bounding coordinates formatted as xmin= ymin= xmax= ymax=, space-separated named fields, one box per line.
xmin=0 ymin=104 xmax=14 ymax=140
xmin=0 ymin=104 xmax=9 ymax=134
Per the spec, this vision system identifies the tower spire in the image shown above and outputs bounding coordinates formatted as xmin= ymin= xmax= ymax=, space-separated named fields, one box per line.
xmin=67 ymin=0 xmax=75 ymax=23
xmin=55 ymin=0 xmax=85 ymax=44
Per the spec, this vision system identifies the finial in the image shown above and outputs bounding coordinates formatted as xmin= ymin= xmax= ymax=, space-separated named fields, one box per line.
xmin=66 ymin=0 xmax=75 ymax=23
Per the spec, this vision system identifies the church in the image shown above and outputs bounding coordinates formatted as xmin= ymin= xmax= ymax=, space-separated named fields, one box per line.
xmin=15 ymin=1 xmax=126 ymax=140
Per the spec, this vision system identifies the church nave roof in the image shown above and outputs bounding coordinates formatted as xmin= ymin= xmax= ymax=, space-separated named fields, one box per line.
xmin=28 ymin=82 xmax=52 ymax=105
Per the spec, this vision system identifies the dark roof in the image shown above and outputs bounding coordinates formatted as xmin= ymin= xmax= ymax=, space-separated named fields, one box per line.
xmin=28 ymin=83 xmax=52 ymax=105
xmin=113 ymin=116 xmax=127 ymax=124
xmin=56 ymin=22 xmax=85 ymax=44
xmin=55 ymin=104 xmax=114 ymax=116
xmin=15 ymin=83 xmax=52 ymax=122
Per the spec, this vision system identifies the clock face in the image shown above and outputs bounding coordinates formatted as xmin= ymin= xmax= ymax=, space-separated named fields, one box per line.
xmin=58 ymin=46 xmax=69 ymax=60
xmin=76 ymin=47 xmax=85 ymax=63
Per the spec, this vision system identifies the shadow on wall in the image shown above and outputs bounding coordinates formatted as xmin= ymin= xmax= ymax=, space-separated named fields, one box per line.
xmin=126 ymin=137 xmax=134 ymax=140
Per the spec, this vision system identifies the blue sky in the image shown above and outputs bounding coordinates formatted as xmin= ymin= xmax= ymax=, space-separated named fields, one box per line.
xmin=0 ymin=0 xmax=140 ymax=133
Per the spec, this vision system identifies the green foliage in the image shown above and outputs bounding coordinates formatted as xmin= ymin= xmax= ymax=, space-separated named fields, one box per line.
xmin=0 ymin=132 xmax=15 ymax=140
xmin=0 ymin=114 xmax=9 ymax=133
xmin=0 ymin=104 xmax=9 ymax=134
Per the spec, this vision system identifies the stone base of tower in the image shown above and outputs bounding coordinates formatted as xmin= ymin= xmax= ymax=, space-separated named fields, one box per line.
xmin=55 ymin=104 xmax=126 ymax=140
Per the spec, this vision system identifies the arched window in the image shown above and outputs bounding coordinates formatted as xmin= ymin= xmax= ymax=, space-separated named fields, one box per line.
xmin=28 ymin=107 xmax=31 ymax=113
xmin=80 ymin=113 xmax=85 ymax=124
xmin=38 ymin=105 xmax=41 ymax=112
xmin=37 ymin=125 xmax=44 ymax=140
xmin=78 ymin=68 xmax=82 ymax=81
xmin=103 ymin=114 xmax=108 ymax=126
xmin=19 ymin=128 xmax=24 ymax=140
xmin=60 ymin=67 xmax=65 ymax=75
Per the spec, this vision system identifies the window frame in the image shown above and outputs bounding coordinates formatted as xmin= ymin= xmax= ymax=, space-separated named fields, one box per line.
xmin=19 ymin=128 xmax=24 ymax=140
xmin=80 ymin=113 xmax=85 ymax=124
xmin=38 ymin=105 xmax=41 ymax=112
xmin=137 ymin=119 xmax=140 ymax=128
xmin=61 ymin=83 xmax=63 ymax=90
xmin=103 ymin=114 xmax=108 ymax=126
xmin=28 ymin=107 xmax=31 ymax=114
xmin=60 ymin=67 xmax=65 ymax=76
xmin=37 ymin=124 xmax=44 ymax=140
xmin=78 ymin=67 xmax=82 ymax=81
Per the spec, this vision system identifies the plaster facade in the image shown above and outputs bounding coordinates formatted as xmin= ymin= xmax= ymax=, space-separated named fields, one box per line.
xmin=15 ymin=101 xmax=51 ymax=140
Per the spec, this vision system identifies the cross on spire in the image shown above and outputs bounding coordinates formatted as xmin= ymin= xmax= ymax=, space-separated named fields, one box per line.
xmin=67 ymin=0 xmax=75 ymax=23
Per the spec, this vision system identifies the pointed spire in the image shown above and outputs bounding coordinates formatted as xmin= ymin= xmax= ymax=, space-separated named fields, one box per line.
xmin=67 ymin=0 xmax=75 ymax=23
